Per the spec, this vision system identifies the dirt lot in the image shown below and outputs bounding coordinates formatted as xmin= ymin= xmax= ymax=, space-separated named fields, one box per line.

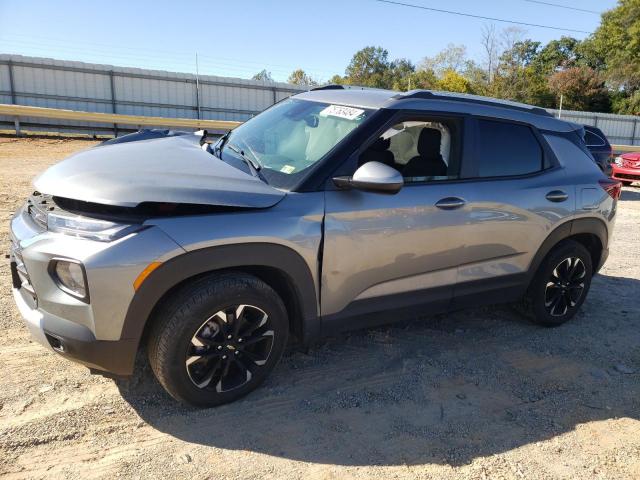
xmin=0 ymin=137 xmax=639 ymax=479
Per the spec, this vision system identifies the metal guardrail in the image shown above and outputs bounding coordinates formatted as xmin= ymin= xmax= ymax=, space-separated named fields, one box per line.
xmin=2 ymin=103 xmax=640 ymax=152
xmin=0 ymin=104 xmax=242 ymax=134
xmin=612 ymin=144 xmax=640 ymax=153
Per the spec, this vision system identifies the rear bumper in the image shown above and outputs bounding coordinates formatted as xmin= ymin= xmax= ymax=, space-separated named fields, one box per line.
xmin=611 ymin=165 xmax=640 ymax=182
xmin=13 ymin=286 xmax=138 ymax=376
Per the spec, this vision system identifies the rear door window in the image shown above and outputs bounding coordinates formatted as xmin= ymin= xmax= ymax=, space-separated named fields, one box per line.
xmin=474 ymin=119 xmax=543 ymax=177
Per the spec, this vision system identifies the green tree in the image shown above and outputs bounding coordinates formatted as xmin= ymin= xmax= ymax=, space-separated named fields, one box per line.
xmin=287 ymin=69 xmax=318 ymax=87
xmin=410 ymin=69 xmax=439 ymax=90
xmin=462 ymin=60 xmax=490 ymax=95
xmin=437 ymin=70 xmax=474 ymax=94
xmin=533 ymin=36 xmax=583 ymax=73
xmin=499 ymin=40 xmax=541 ymax=73
xmin=548 ymin=66 xmax=611 ymax=112
xmin=611 ymin=90 xmax=640 ymax=115
xmin=583 ymin=0 xmax=640 ymax=90
xmin=252 ymin=69 xmax=274 ymax=82
xmin=344 ymin=46 xmax=392 ymax=88
xmin=386 ymin=58 xmax=416 ymax=91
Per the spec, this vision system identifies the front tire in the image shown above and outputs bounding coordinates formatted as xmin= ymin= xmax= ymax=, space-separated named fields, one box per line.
xmin=521 ymin=240 xmax=593 ymax=327
xmin=147 ymin=272 xmax=289 ymax=407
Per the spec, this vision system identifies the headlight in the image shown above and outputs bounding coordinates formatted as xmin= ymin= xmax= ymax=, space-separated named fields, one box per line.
xmin=47 ymin=212 xmax=145 ymax=242
xmin=614 ymin=156 xmax=623 ymax=166
xmin=50 ymin=259 xmax=88 ymax=301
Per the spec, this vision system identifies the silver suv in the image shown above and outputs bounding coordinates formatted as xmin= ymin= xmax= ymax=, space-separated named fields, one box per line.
xmin=9 ymin=87 xmax=620 ymax=407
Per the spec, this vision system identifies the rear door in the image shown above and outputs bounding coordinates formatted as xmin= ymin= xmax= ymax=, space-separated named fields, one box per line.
xmin=450 ymin=117 xmax=575 ymax=307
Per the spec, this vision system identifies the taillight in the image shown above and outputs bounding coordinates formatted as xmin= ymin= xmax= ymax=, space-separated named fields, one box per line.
xmin=599 ymin=179 xmax=622 ymax=200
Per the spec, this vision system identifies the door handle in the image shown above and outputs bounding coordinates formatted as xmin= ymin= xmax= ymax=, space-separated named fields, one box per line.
xmin=435 ymin=197 xmax=466 ymax=210
xmin=545 ymin=190 xmax=568 ymax=202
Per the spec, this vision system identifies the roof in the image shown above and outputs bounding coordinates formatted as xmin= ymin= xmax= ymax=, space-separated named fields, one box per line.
xmin=294 ymin=86 xmax=578 ymax=133
xmin=295 ymin=86 xmax=397 ymax=109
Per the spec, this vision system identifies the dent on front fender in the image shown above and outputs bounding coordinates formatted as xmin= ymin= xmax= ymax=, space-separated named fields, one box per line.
xmin=148 ymin=192 xmax=325 ymax=282
xmin=123 ymin=192 xmax=325 ymax=344
xmin=85 ymin=226 xmax=186 ymax=340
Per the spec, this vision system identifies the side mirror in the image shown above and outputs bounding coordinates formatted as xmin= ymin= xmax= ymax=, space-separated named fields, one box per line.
xmin=333 ymin=161 xmax=404 ymax=194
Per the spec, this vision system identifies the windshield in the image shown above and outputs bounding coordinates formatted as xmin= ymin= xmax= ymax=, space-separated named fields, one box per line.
xmin=217 ymin=98 xmax=372 ymax=189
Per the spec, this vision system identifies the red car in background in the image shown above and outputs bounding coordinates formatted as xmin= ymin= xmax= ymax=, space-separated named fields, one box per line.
xmin=612 ymin=152 xmax=640 ymax=186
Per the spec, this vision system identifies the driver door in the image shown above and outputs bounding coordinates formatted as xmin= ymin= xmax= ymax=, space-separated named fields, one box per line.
xmin=321 ymin=113 xmax=471 ymax=331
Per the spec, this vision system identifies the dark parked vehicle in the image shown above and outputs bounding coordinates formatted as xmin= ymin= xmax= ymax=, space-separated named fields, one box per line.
xmin=10 ymin=87 xmax=620 ymax=407
xmin=583 ymin=125 xmax=613 ymax=175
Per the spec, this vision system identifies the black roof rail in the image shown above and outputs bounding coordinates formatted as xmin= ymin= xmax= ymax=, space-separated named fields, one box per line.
xmin=310 ymin=84 xmax=345 ymax=91
xmin=393 ymin=90 xmax=552 ymax=117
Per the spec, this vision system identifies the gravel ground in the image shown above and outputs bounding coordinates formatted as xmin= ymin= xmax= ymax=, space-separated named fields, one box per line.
xmin=0 ymin=137 xmax=639 ymax=480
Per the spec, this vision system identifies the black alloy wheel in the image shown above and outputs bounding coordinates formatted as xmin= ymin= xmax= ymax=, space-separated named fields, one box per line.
xmin=519 ymin=239 xmax=593 ymax=327
xmin=544 ymin=257 xmax=586 ymax=317
xmin=186 ymin=304 xmax=275 ymax=392
xmin=147 ymin=273 xmax=288 ymax=407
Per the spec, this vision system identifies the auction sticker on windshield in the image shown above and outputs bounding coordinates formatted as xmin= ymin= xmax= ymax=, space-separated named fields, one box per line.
xmin=320 ymin=104 xmax=365 ymax=121
xmin=280 ymin=165 xmax=296 ymax=174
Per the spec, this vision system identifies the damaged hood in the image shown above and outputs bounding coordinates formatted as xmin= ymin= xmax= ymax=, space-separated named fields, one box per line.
xmin=33 ymin=135 xmax=285 ymax=208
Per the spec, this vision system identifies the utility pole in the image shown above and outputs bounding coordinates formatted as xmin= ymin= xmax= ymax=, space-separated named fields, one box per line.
xmin=195 ymin=53 xmax=202 ymax=120
xmin=558 ymin=94 xmax=563 ymax=119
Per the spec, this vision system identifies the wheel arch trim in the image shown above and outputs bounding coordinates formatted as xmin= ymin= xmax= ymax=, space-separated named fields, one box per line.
xmin=120 ymin=242 xmax=319 ymax=355
xmin=527 ymin=217 xmax=608 ymax=284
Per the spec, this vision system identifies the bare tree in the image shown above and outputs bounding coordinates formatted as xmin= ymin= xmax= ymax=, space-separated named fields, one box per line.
xmin=481 ymin=24 xmax=498 ymax=84
xmin=500 ymin=27 xmax=527 ymax=55
xmin=420 ymin=44 xmax=468 ymax=77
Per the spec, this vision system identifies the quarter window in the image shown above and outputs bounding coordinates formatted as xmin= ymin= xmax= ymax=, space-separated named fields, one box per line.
xmin=584 ymin=130 xmax=606 ymax=147
xmin=475 ymin=119 xmax=543 ymax=177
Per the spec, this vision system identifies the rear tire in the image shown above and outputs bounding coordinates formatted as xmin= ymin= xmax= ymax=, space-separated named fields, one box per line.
xmin=147 ymin=272 xmax=289 ymax=407
xmin=520 ymin=240 xmax=593 ymax=327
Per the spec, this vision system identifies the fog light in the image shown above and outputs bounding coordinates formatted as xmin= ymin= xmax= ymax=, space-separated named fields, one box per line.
xmin=45 ymin=333 xmax=66 ymax=352
xmin=51 ymin=259 xmax=88 ymax=301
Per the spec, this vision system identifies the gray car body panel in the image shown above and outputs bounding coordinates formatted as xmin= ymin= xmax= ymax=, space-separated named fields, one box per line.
xmin=10 ymin=206 xmax=186 ymax=341
xmin=322 ymin=166 xmax=576 ymax=318
xmin=33 ymin=134 xmax=285 ymax=208
xmin=8 ymin=87 xmax=616 ymax=377
xmin=149 ymin=191 xmax=324 ymax=301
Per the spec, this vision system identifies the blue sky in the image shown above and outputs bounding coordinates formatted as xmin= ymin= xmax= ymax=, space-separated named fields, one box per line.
xmin=0 ymin=0 xmax=618 ymax=82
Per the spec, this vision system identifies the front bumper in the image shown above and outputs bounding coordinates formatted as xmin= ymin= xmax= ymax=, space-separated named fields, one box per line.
xmin=611 ymin=165 xmax=640 ymax=183
xmin=9 ymin=203 xmax=184 ymax=376
xmin=12 ymin=285 xmax=137 ymax=375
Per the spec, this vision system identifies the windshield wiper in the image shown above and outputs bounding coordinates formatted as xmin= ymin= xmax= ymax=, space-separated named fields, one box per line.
xmin=213 ymin=130 xmax=231 ymax=157
xmin=226 ymin=143 xmax=266 ymax=181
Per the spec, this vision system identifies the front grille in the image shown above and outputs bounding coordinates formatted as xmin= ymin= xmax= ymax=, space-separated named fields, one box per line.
xmin=26 ymin=192 xmax=52 ymax=230
xmin=615 ymin=173 xmax=640 ymax=181
xmin=10 ymin=240 xmax=36 ymax=300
